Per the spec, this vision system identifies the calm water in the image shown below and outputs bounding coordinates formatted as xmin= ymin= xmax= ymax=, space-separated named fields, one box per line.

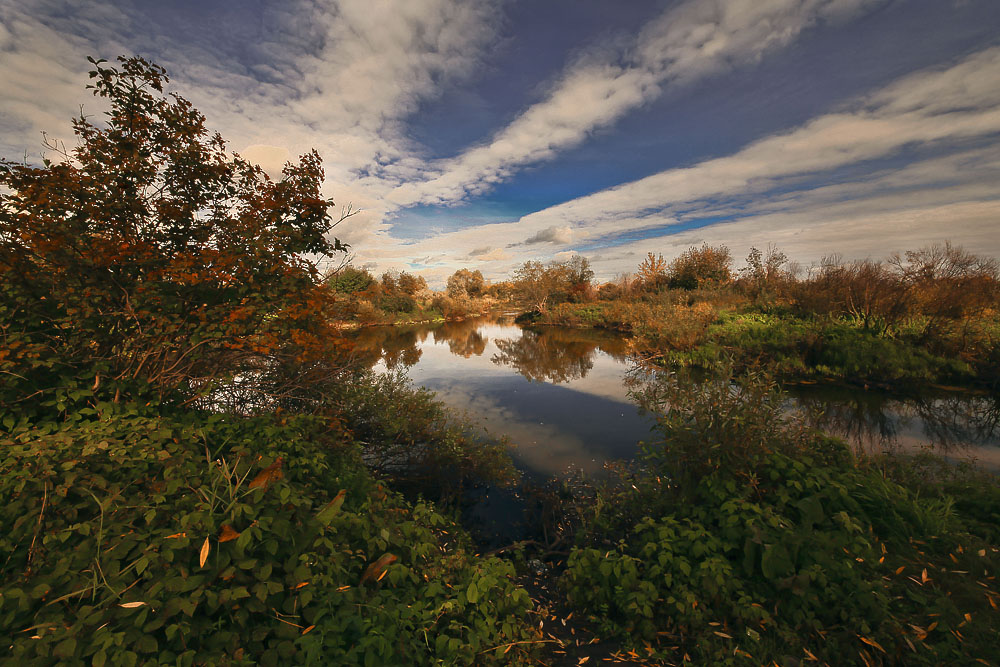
xmin=352 ymin=314 xmax=1000 ymax=476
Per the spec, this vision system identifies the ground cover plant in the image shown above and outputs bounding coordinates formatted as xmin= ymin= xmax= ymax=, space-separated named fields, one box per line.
xmin=0 ymin=56 xmax=537 ymax=665
xmin=562 ymin=369 xmax=1000 ymax=665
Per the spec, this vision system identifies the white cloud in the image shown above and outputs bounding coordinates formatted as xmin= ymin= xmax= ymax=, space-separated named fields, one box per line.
xmin=386 ymin=0 xmax=891 ymax=207
xmin=365 ymin=45 xmax=1000 ymax=283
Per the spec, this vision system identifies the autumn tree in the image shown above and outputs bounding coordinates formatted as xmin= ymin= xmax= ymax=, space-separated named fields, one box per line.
xmin=562 ymin=255 xmax=595 ymax=302
xmin=0 ymin=56 xmax=348 ymax=406
xmin=512 ymin=256 xmax=595 ymax=310
xmin=446 ymin=268 xmax=485 ymax=298
xmin=669 ymin=244 xmax=732 ymax=289
xmin=637 ymin=252 xmax=669 ymax=291
xmin=396 ymin=271 xmax=428 ymax=296
xmin=739 ymin=245 xmax=790 ymax=301
xmin=890 ymin=242 xmax=999 ymax=340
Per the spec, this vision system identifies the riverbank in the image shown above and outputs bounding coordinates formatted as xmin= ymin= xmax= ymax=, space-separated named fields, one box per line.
xmin=520 ymin=299 xmax=1000 ymax=392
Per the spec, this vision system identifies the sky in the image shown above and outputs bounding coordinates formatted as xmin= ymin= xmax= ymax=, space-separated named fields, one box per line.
xmin=1 ymin=0 xmax=999 ymax=286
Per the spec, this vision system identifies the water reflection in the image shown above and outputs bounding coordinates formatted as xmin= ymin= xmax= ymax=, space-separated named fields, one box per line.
xmin=792 ymin=385 xmax=1000 ymax=465
xmin=351 ymin=315 xmax=650 ymax=477
xmin=491 ymin=327 xmax=631 ymax=383
xmin=353 ymin=315 xmax=1000 ymax=474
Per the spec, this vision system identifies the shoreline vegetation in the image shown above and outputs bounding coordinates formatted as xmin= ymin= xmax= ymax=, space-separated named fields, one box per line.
xmin=331 ymin=242 xmax=999 ymax=392
xmin=2 ymin=57 xmax=998 ymax=665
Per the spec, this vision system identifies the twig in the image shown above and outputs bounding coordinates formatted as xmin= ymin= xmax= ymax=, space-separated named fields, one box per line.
xmin=26 ymin=481 xmax=49 ymax=575
xmin=477 ymin=639 xmax=561 ymax=655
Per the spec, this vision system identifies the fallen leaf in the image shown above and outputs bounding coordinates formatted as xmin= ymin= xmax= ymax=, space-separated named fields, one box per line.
xmin=119 ymin=602 xmax=147 ymax=608
xmin=199 ymin=537 xmax=210 ymax=568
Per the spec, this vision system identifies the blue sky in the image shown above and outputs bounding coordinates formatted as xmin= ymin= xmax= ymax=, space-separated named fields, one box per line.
xmin=2 ymin=0 xmax=999 ymax=285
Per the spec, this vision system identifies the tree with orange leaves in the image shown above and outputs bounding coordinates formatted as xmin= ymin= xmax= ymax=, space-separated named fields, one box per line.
xmin=0 ymin=56 xmax=350 ymax=408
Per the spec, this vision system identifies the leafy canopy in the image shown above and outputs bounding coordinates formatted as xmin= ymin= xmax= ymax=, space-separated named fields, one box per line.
xmin=0 ymin=56 xmax=347 ymax=404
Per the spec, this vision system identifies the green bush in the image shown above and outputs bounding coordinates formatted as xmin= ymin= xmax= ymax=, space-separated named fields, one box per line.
xmin=0 ymin=388 xmax=535 ymax=666
xmin=563 ymin=371 xmax=1000 ymax=665
xmin=379 ymin=294 xmax=418 ymax=314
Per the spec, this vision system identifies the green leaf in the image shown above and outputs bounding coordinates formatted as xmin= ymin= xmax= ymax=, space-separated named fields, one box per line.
xmin=466 ymin=580 xmax=479 ymax=604
xmin=54 ymin=638 xmax=77 ymax=659
xmin=761 ymin=544 xmax=793 ymax=580
xmin=316 ymin=489 xmax=347 ymax=526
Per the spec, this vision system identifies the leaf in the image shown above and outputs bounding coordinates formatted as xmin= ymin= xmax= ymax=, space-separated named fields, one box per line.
xmin=119 ymin=601 xmax=147 ymax=608
xmin=360 ymin=553 xmax=397 ymax=584
xmin=859 ymin=636 xmax=886 ymax=653
xmin=761 ymin=544 xmax=793 ymax=580
xmin=199 ymin=537 xmax=210 ymax=568
xmin=467 ymin=580 xmax=479 ymax=604
xmin=248 ymin=458 xmax=284 ymax=491
xmin=218 ymin=525 xmax=240 ymax=543
xmin=316 ymin=489 xmax=347 ymax=525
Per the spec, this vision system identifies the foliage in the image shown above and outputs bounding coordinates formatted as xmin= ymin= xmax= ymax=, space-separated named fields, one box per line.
xmin=446 ymin=269 xmax=485 ymax=298
xmin=328 ymin=369 xmax=518 ymax=497
xmin=326 ymin=266 xmax=374 ymax=295
xmin=0 ymin=56 xmax=346 ymax=405
xmin=0 ymin=391 xmax=535 ymax=666
xmin=0 ymin=55 xmax=537 ymax=665
xmin=636 ymin=252 xmax=669 ymax=291
xmin=564 ymin=371 xmax=1000 ymax=665
xmin=512 ymin=256 xmax=595 ymax=311
xmin=668 ymin=244 xmax=733 ymax=290
xmin=738 ymin=245 xmax=791 ymax=302
xmin=517 ymin=241 xmax=1000 ymax=388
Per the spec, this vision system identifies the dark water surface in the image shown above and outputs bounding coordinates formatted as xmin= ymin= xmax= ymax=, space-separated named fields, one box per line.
xmin=353 ymin=315 xmax=1000 ymax=477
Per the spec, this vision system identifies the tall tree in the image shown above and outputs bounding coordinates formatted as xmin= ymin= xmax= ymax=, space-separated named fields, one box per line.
xmin=0 ymin=56 xmax=348 ymax=404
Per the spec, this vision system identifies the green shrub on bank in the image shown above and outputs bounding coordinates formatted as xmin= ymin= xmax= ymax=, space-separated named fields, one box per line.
xmin=661 ymin=311 xmax=979 ymax=386
xmin=0 ymin=387 xmax=535 ymax=666
xmin=563 ymin=371 xmax=1000 ymax=665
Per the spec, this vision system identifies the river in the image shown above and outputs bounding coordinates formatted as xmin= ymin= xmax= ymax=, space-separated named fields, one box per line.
xmin=351 ymin=314 xmax=1000 ymax=478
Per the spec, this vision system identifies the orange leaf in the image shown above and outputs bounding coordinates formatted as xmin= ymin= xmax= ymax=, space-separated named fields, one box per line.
xmin=360 ymin=553 xmax=398 ymax=584
xmin=218 ymin=525 xmax=240 ymax=543
xmin=166 ymin=532 xmax=187 ymax=539
xmin=119 ymin=601 xmax=147 ymax=608
xmin=199 ymin=537 xmax=210 ymax=568
xmin=859 ymin=636 xmax=886 ymax=653
xmin=302 ymin=625 xmax=315 ymax=635
xmin=248 ymin=458 xmax=284 ymax=491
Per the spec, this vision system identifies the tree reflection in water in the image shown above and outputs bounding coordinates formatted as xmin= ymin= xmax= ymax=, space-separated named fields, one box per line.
xmin=433 ymin=319 xmax=488 ymax=358
xmin=792 ymin=385 xmax=1000 ymax=456
xmin=349 ymin=325 xmax=427 ymax=370
xmin=350 ymin=316 xmax=1000 ymax=465
xmin=491 ymin=327 xmax=631 ymax=383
